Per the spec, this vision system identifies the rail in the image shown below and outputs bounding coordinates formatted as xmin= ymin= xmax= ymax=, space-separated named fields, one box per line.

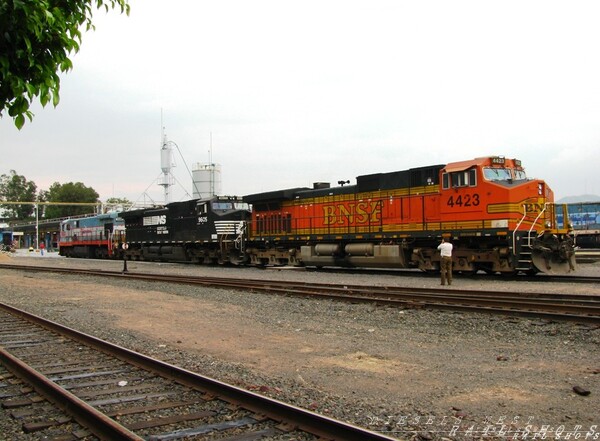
xmin=0 ymin=302 xmax=397 ymax=440
xmin=1 ymin=263 xmax=598 ymax=324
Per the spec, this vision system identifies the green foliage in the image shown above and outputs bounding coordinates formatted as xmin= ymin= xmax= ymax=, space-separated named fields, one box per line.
xmin=105 ymin=196 xmax=132 ymax=208
xmin=0 ymin=170 xmax=38 ymax=219
xmin=44 ymin=181 xmax=99 ymax=218
xmin=0 ymin=0 xmax=130 ymax=129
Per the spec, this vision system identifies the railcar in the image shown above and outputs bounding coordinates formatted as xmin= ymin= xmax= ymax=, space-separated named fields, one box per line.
xmin=243 ymin=156 xmax=576 ymax=275
xmin=119 ymin=196 xmax=250 ymax=264
xmin=59 ymin=212 xmax=125 ymax=258
xmin=1 ymin=230 xmax=14 ymax=251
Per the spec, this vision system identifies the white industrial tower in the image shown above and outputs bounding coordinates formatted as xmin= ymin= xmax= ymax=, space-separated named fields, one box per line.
xmin=157 ymin=126 xmax=222 ymax=202
xmin=192 ymin=163 xmax=222 ymax=199
xmin=191 ymin=134 xmax=222 ymax=199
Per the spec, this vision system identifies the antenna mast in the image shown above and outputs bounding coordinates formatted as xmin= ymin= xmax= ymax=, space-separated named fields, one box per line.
xmin=209 ymin=132 xmax=214 ymax=197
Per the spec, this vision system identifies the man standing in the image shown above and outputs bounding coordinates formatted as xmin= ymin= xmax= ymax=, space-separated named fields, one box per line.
xmin=437 ymin=237 xmax=453 ymax=285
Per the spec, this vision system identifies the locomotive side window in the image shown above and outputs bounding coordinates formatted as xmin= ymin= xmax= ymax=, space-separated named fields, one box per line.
xmin=197 ymin=203 xmax=207 ymax=215
xmin=452 ymin=172 xmax=466 ymax=187
xmin=442 ymin=168 xmax=477 ymax=189
xmin=469 ymin=169 xmax=476 ymax=186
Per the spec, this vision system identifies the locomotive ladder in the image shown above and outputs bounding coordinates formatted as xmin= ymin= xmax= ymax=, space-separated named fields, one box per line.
xmin=513 ymin=204 xmax=548 ymax=272
xmin=515 ymin=234 xmax=535 ymax=272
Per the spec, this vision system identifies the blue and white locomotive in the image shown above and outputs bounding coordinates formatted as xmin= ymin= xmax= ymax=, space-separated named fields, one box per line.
xmin=59 ymin=211 xmax=125 ymax=258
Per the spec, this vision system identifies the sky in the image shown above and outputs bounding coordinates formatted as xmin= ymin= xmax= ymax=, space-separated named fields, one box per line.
xmin=1 ymin=0 xmax=600 ymax=204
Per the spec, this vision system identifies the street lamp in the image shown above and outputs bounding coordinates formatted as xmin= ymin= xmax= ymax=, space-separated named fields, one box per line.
xmin=35 ymin=202 xmax=39 ymax=251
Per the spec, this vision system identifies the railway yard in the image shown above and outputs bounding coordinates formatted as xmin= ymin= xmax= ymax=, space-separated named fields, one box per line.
xmin=0 ymin=253 xmax=599 ymax=440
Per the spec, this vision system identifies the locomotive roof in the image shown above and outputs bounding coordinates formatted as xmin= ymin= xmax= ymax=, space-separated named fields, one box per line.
xmin=442 ymin=156 xmax=521 ymax=173
xmin=442 ymin=158 xmax=484 ymax=173
xmin=243 ymin=164 xmax=446 ymax=203
xmin=118 ymin=206 xmax=167 ymax=218
xmin=243 ymin=188 xmax=310 ymax=204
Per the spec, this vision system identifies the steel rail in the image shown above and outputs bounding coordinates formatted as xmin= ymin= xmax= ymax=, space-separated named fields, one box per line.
xmin=0 ymin=302 xmax=397 ymax=441
xmin=1 ymin=262 xmax=599 ymax=298
xmin=2 ymin=260 xmax=600 ymax=283
xmin=304 ymin=266 xmax=600 ymax=284
xmin=0 ymin=348 xmax=143 ymax=441
xmin=1 ymin=263 xmax=599 ymax=323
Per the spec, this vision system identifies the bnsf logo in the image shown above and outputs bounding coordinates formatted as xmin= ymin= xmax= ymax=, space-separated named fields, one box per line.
xmin=523 ymin=203 xmax=545 ymax=213
xmin=143 ymin=215 xmax=167 ymax=226
xmin=322 ymin=202 xmax=381 ymax=225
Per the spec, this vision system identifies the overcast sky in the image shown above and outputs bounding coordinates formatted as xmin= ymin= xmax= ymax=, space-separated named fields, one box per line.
xmin=1 ymin=0 xmax=599 ymax=204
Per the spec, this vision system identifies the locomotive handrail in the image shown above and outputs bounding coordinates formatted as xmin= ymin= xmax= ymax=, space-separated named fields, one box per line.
xmin=513 ymin=206 xmax=528 ymax=252
xmin=234 ymin=221 xmax=247 ymax=251
xmin=513 ymin=203 xmax=548 ymax=251
xmin=529 ymin=203 xmax=548 ymax=246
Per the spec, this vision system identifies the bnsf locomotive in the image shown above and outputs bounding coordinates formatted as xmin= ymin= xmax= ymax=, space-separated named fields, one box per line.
xmin=59 ymin=156 xmax=576 ymax=275
xmin=244 ymin=156 xmax=574 ymax=275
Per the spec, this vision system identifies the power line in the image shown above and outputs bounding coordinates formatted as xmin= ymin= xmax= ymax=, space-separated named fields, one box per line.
xmin=0 ymin=201 xmax=101 ymax=206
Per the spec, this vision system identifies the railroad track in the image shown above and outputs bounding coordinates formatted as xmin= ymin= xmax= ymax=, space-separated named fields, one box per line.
xmin=306 ymin=267 xmax=600 ymax=284
xmin=1 ymin=263 xmax=599 ymax=324
xmin=0 ymin=302 xmax=396 ymax=441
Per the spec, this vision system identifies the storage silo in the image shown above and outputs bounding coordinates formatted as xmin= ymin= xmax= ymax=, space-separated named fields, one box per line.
xmin=192 ymin=163 xmax=222 ymax=199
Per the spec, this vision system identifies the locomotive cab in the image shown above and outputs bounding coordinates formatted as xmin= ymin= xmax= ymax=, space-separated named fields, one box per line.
xmin=438 ymin=156 xmax=575 ymax=274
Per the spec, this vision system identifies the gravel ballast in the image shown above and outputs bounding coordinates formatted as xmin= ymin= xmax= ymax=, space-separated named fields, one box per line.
xmin=0 ymin=252 xmax=599 ymax=440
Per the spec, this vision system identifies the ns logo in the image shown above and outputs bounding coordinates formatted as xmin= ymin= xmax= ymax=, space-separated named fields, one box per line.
xmin=143 ymin=214 xmax=167 ymax=226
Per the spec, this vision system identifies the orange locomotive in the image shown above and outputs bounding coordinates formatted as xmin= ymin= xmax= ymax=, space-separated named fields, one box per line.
xmin=243 ymin=156 xmax=575 ymax=275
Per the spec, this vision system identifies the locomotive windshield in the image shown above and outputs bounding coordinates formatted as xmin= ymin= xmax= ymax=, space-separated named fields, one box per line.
xmin=212 ymin=202 xmax=232 ymax=210
xmin=483 ymin=168 xmax=512 ymax=181
xmin=513 ymin=169 xmax=527 ymax=180
xmin=212 ymin=202 xmax=250 ymax=211
xmin=483 ymin=167 xmax=527 ymax=182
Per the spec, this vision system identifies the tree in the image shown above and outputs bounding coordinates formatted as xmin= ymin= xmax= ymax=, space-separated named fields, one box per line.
xmin=0 ymin=0 xmax=130 ymax=129
xmin=105 ymin=197 xmax=132 ymax=210
xmin=44 ymin=181 xmax=99 ymax=218
xmin=0 ymin=170 xmax=37 ymax=219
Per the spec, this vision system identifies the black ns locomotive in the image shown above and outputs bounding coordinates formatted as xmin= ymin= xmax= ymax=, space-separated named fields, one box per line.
xmin=120 ymin=196 xmax=250 ymax=264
